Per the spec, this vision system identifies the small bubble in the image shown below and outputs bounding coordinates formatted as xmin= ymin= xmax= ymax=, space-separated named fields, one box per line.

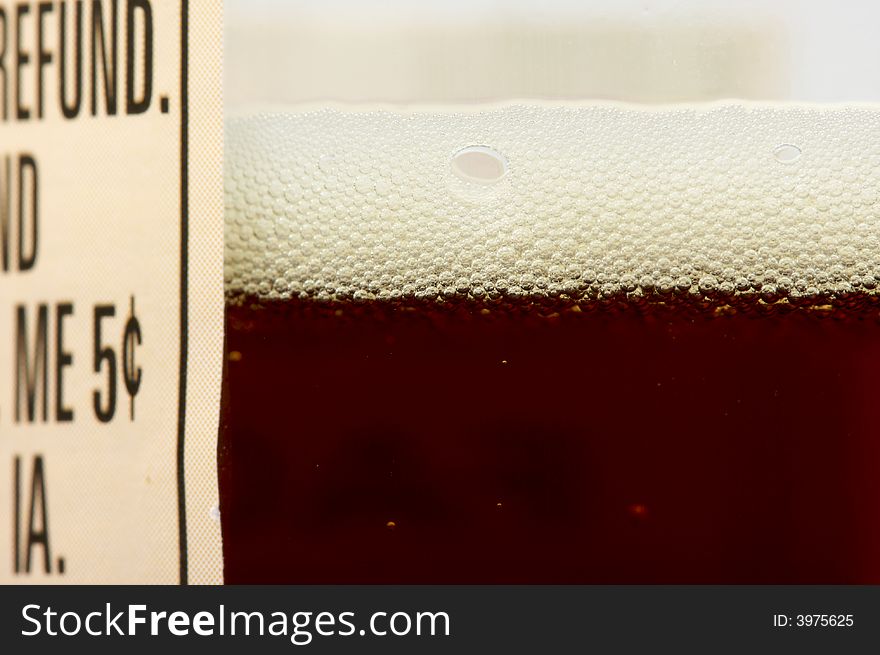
xmin=209 ymin=504 xmax=221 ymax=523
xmin=385 ymin=521 xmax=397 ymax=530
xmin=228 ymin=350 xmax=243 ymax=362
xmin=374 ymin=179 xmax=390 ymax=196
xmin=773 ymin=144 xmax=802 ymax=164
xmin=451 ymin=145 xmax=508 ymax=184
xmin=318 ymin=154 xmax=337 ymax=173
xmin=627 ymin=503 xmax=648 ymax=519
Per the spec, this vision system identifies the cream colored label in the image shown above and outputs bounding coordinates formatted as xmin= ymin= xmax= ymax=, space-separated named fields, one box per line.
xmin=0 ymin=0 xmax=223 ymax=583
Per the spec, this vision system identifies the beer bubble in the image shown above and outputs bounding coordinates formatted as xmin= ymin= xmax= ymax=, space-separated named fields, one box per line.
xmin=318 ymin=154 xmax=337 ymax=173
xmin=451 ymin=146 xmax=508 ymax=185
xmin=627 ymin=503 xmax=648 ymax=519
xmin=773 ymin=144 xmax=802 ymax=164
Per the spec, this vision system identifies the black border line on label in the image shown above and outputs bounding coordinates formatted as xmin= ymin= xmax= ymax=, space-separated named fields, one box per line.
xmin=177 ymin=0 xmax=190 ymax=585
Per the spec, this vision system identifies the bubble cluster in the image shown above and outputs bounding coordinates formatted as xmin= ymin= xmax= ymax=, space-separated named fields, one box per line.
xmin=225 ymin=104 xmax=880 ymax=312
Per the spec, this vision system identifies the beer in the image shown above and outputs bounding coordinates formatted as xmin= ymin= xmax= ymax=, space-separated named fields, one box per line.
xmin=220 ymin=104 xmax=880 ymax=583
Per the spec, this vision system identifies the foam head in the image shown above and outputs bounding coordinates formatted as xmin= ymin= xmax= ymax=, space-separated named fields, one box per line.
xmin=225 ymin=103 xmax=880 ymax=310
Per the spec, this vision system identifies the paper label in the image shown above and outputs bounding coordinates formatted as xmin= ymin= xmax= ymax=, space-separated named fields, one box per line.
xmin=0 ymin=0 xmax=224 ymax=584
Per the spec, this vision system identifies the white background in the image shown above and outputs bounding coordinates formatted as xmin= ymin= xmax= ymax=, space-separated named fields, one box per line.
xmin=226 ymin=0 xmax=880 ymax=106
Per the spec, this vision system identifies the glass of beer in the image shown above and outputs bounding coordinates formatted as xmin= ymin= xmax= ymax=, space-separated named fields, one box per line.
xmin=220 ymin=1 xmax=880 ymax=583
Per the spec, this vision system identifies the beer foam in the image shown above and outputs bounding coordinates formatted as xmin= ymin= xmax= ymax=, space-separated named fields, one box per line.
xmin=224 ymin=103 xmax=880 ymax=309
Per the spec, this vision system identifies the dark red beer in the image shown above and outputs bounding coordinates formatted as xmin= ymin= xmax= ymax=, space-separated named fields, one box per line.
xmin=220 ymin=295 xmax=880 ymax=583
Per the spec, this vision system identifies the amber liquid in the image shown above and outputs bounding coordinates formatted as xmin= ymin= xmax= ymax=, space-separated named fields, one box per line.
xmin=219 ymin=299 xmax=880 ymax=583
